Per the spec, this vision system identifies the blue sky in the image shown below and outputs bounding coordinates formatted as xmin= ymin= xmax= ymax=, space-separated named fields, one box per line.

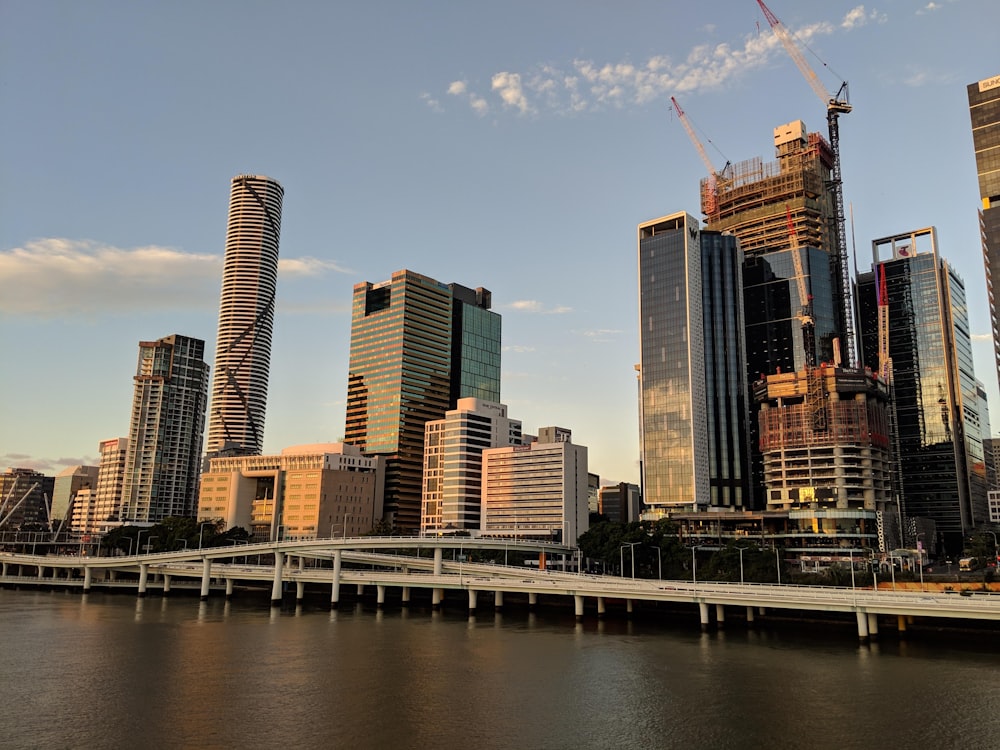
xmin=2 ymin=0 xmax=998 ymax=485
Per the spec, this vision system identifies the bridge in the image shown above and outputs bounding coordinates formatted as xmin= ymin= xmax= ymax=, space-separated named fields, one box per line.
xmin=2 ymin=536 xmax=998 ymax=642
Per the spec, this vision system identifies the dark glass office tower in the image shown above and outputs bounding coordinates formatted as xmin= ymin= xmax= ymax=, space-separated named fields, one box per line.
xmin=968 ymin=74 xmax=1000 ymax=392
xmin=344 ymin=270 xmax=500 ymax=530
xmin=637 ymin=213 xmax=750 ymax=514
xmin=857 ymin=228 xmax=987 ymax=554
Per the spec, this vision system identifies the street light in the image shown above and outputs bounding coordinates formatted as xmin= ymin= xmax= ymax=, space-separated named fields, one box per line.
xmin=136 ymin=529 xmax=149 ymax=556
xmin=734 ymin=545 xmax=751 ymax=585
xmin=620 ymin=542 xmax=639 ymax=579
xmin=916 ymin=532 xmax=926 ymax=591
xmin=198 ymin=521 xmax=213 ymax=550
xmin=145 ymin=535 xmax=158 ymax=554
xmin=649 ymin=545 xmax=662 ymax=580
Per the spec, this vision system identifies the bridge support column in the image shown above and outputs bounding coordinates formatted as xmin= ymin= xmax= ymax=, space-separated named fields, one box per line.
xmin=432 ymin=588 xmax=443 ymax=610
xmin=377 ymin=585 xmax=386 ymax=609
xmin=528 ymin=592 xmax=537 ymax=610
xmin=37 ymin=565 xmax=44 ymax=579
xmin=855 ymin=611 xmax=870 ymax=642
xmin=574 ymin=594 xmax=584 ymax=621
xmin=867 ymin=613 xmax=879 ymax=640
xmin=626 ymin=599 xmax=634 ymax=616
xmin=330 ymin=550 xmax=342 ymax=609
xmin=201 ymin=558 xmax=213 ymax=601
xmin=746 ymin=607 xmax=755 ymax=624
xmin=83 ymin=566 xmax=92 ymax=593
xmin=494 ymin=591 xmax=503 ymax=612
xmin=597 ymin=597 xmax=606 ymax=618
xmin=162 ymin=574 xmax=171 ymax=595
xmin=1 ymin=562 xmax=7 ymax=577
xmin=715 ymin=604 xmax=725 ymax=629
xmin=401 ymin=587 xmax=410 ymax=606
xmin=468 ymin=589 xmax=477 ymax=613
xmin=296 ymin=581 xmax=305 ymax=604
xmin=356 ymin=583 xmax=365 ymax=597
xmin=138 ymin=564 xmax=149 ymax=598
xmin=758 ymin=607 xmax=766 ymax=616
xmin=270 ymin=552 xmax=284 ymax=607
xmin=433 ymin=547 xmax=443 ymax=576
xmin=897 ymin=615 xmax=907 ymax=633
xmin=225 ymin=578 xmax=233 ymax=599
xmin=699 ymin=602 xmax=710 ymax=632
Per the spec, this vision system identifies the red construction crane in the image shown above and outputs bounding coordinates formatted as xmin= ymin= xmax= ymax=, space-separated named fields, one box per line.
xmin=756 ymin=0 xmax=855 ymax=368
xmin=670 ymin=96 xmax=726 ymax=222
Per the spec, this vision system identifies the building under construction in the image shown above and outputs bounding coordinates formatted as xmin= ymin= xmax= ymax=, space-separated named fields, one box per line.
xmin=754 ymin=366 xmax=896 ymax=556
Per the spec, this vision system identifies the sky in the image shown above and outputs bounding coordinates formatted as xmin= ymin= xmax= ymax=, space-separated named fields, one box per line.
xmin=2 ymin=0 xmax=999 ymax=486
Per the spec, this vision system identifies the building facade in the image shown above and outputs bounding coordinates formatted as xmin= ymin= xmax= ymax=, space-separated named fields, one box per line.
xmin=344 ymin=269 xmax=500 ymax=530
xmin=120 ymin=335 xmax=209 ymax=524
xmin=197 ymin=443 xmax=383 ymax=541
xmin=857 ymin=228 xmax=988 ymax=553
xmin=51 ymin=465 xmax=99 ymax=523
xmin=481 ymin=427 xmax=589 ymax=543
xmin=968 ymin=74 xmax=1000 ymax=393
xmin=421 ymin=398 xmax=522 ymax=534
xmin=0 ymin=468 xmax=55 ymax=531
xmin=91 ymin=437 xmax=128 ymax=530
xmin=598 ymin=482 xmax=642 ymax=524
xmin=637 ymin=213 xmax=750 ymax=514
xmin=206 ymin=174 xmax=284 ymax=457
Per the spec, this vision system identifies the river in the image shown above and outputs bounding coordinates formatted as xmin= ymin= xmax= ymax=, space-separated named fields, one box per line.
xmin=1 ymin=588 xmax=997 ymax=749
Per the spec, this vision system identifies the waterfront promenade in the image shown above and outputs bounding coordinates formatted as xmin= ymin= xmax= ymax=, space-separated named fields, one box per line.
xmin=2 ymin=536 xmax=999 ymax=641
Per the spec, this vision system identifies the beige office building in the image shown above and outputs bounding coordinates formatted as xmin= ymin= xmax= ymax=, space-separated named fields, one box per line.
xmin=198 ymin=443 xmax=384 ymax=541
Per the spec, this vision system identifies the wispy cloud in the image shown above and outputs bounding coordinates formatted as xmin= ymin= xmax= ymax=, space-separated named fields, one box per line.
xmin=580 ymin=328 xmax=623 ymax=343
xmin=507 ymin=300 xmax=573 ymax=314
xmin=916 ymin=2 xmax=943 ymax=14
xmin=441 ymin=7 xmax=876 ymax=116
xmin=503 ymin=344 xmax=536 ymax=353
xmin=0 ymin=238 xmax=348 ymax=316
xmin=1 ymin=452 xmax=98 ymax=475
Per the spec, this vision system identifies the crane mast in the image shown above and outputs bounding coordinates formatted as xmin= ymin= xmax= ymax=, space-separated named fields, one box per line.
xmin=756 ymin=0 xmax=856 ymax=368
xmin=671 ymin=96 xmax=721 ymax=221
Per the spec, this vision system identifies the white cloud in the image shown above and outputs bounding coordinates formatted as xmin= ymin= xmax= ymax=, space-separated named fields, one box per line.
xmin=445 ymin=8 xmax=873 ymax=116
xmin=0 ymin=238 xmax=347 ymax=316
xmin=1 ymin=452 xmax=98 ymax=475
xmin=503 ymin=345 xmax=536 ymax=353
xmin=971 ymin=333 xmax=993 ymax=342
xmin=420 ymin=92 xmax=443 ymax=112
xmin=917 ymin=2 xmax=942 ymax=14
xmin=581 ymin=328 xmax=623 ymax=343
xmin=507 ymin=300 xmax=572 ymax=314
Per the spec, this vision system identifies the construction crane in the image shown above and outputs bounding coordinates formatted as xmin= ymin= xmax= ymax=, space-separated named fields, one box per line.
xmin=786 ymin=205 xmax=826 ymax=431
xmin=670 ymin=96 xmax=727 ymax=222
xmin=756 ymin=0 xmax=856 ymax=368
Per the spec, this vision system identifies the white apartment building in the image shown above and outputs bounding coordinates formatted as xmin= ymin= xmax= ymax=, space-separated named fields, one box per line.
xmin=421 ymin=398 xmax=522 ymax=534
xmin=481 ymin=427 xmax=589 ymax=544
xmin=198 ymin=443 xmax=383 ymax=541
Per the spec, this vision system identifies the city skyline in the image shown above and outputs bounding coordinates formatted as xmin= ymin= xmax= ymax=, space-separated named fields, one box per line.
xmin=2 ymin=2 xmax=998 ymax=486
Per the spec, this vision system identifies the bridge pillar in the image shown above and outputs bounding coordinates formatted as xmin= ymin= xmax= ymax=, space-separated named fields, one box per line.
xmin=758 ymin=607 xmax=766 ymax=616
xmin=626 ymin=599 xmax=634 ymax=616
xmin=573 ymin=595 xmax=584 ymax=621
xmin=201 ymin=558 xmax=213 ymax=601
xmin=715 ymin=603 xmax=725 ymax=629
xmin=163 ymin=574 xmax=171 ymax=595
xmin=699 ymin=602 xmax=710 ymax=631
xmin=377 ymin=585 xmax=386 ymax=609
xmin=401 ymin=587 xmax=411 ymax=606
xmin=746 ymin=607 xmax=755 ymax=624
xmin=83 ymin=566 xmax=92 ymax=593
xmin=109 ymin=569 xmax=117 ymax=582
xmin=330 ymin=550 xmax=343 ymax=609
xmin=356 ymin=583 xmax=365 ymax=597
xmin=298 ymin=556 xmax=305 ymax=572
xmin=494 ymin=591 xmax=503 ymax=612
xmin=597 ymin=597 xmax=606 ymax=618
xmin=270 ymin=552 xmax=284 ymax=607
xmin=225 ymin=577 xmax=233 ymax=599
xmin=897 ymin=615 xmax=907 ymax=633
xmin=867 ymin=613 xmax=879 ymax=640
xmin=1 ymin=562 xmax=7 ymax=577
xmin=468 ymin=589 xmax=477 ymax=613
xmin=138 ymin=564 xmax=149 ymax=598
xmin=37 ymin=565 xmax=44 ymax=579
xmin=296 ymin=581 xmax=305 ymax=604
xmin=432 ymin=588 xmax=443 ymax=610
xmin=528 ymin=592 xmax=537 ymax=610
xmin=855 ymin=611 xmax=870 ymax=642
xmin=433 ymin=547 xmax=443 ymax=576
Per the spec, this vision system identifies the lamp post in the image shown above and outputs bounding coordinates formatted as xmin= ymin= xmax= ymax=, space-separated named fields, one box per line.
xmin=916 ymin=532 xmax=926 ymax=591
xmin=198 ymin=521 xmax=213 ymax=550
xmin=177 ymin=539 xmax=188 ymax=551
xmin=620 ymin=542 xmax=639 ymax=578
xmin=136 ymin=529 xmax=149 ymax=556
xmin=649 ymin=545 xmax=662 ymax=580
xmin=735 ymin=545 xmax=749 ymax=585
xmin=145 ymin=535 xmax=158 ymax=554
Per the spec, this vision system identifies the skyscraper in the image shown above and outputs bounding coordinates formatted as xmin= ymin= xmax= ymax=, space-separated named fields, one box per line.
xmin=206 ymin=174 xmax=284 ymax=458
xmin=344 ymin=270 xmax=500 ymax=530
xmin=637 ymin=212 xmax=751 ymax=514
xmin=120 ymin=335 xmax=209 ymax=523
xmin=857 ymin=227 xmax=987 ymax=553
xmin=968 ymin=74 xmax=1000 ymax=392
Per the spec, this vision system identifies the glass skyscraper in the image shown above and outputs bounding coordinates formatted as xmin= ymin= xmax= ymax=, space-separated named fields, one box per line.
xmin=344 ymin=270 xmax=500 ymax=530
xmin=858 ymin=228 xmax=987 ymax=553
xmin=638 ymin=212 xmax=750 ymax=513
xmin=206 ymin=174 xmax=284 ymax=457
xmin=968 ymin=74 xmax=1000 ymax=392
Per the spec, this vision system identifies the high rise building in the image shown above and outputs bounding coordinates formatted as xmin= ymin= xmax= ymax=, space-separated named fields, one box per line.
xmin=93 ymin=437 xmax=128 ymax=528
xmin=968 ymin=74 xmax=1000 ymax=392
xmin=857 ymin=227 xmax=988 ymax=553
xmin=344 ymin=270 xmax=500 ymax=530
xmin=0 ymin=468 xmax=54 ymax=531
xmin=637 ymin=212 xmax=751 ymax=515
xmin=120 ymin=335 xmax=209 ymax=524
xmin=206 ymin=174 xmax=284 ymax=458
xmin=51 ymin=465 xmax=99 ymax=522
xmin=598 ymin=482 xmax=642 ymax=523
xmin=421 ymin=398 xmax=522 ymax=534
xmin=481 ymin=427 xmax=589 ymax=543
